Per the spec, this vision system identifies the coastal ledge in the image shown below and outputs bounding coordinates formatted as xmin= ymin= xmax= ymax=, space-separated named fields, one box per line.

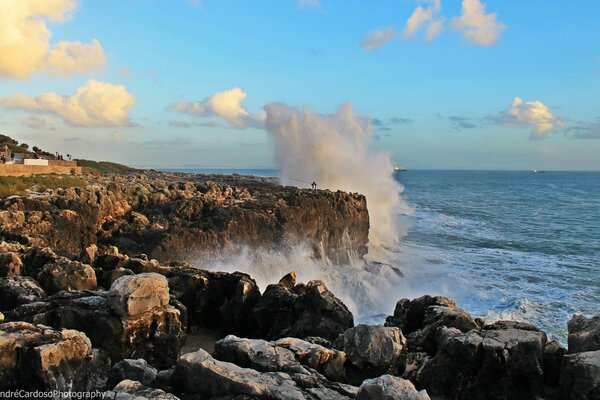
xmin=0 ymin=171 xmax=369 ymax=265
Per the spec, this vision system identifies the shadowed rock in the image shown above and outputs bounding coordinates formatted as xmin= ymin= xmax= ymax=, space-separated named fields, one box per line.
xmin=0 ymin=276 xmax=46 ymax=311
xmin=559 ymin=350 xmax=600 ymax=400
xmin=568 ymin=314 xmax=600 ymax=353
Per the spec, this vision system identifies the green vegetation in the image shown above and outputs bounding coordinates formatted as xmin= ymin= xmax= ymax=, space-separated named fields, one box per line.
xmin=0 ymin=175 xmax=86 ymax=198
xmin=75 ymin=159 xmax=138 ymax=175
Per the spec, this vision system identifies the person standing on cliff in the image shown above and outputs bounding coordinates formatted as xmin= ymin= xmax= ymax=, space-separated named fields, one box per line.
xmin=311 ymin=181 xmax=317 ymax=190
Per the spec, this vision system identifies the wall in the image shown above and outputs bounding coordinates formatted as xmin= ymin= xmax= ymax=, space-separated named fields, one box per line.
xmin=0 ymin=164 xmax=82 ymax=177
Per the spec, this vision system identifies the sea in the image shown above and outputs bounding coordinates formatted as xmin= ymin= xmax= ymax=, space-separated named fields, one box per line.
xmin=162 ymin=168 xmax=600 ymax=343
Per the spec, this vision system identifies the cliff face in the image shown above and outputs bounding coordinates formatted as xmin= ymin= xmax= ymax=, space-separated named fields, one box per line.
xmin=0 ymin=172 xmax=369 ymax=265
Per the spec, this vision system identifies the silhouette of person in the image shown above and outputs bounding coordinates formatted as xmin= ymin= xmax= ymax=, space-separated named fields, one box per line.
xmin=311 ymin=181 xmax=317 ymax=189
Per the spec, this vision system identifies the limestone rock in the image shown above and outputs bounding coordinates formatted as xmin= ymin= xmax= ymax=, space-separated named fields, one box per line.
xmin=108 ymin=273 xmax=170 ymax=318
xmin=0 ymin=321 xmax=104 ymax=390
xmin=559 ymin=350 xmax=600 ymax=400
xmin=333 ymin=324 xmax=407 ymax=385
xmin=357 ymin=375 xmax=430 ymax=400
xmin=111 ymin=379 xmax=180 ymax=400
xmin=249 ymin=277 xmax=353 ymax=341
xmin=0 ymin=276 xmax=46 ymax=311
xmin=0 ymin=252 xmax=22 ymax=277
xmin=171 ymin=349 xmax=305 ymax=399
xmin=568 ymin=314 xmax=600 ymax=353
xmin=37 ymin=259 xmax=97 ymax=294
xmin=276 ymin=337 xmax=347 ymax=382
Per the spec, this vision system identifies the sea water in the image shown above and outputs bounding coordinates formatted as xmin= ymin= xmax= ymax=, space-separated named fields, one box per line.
xmin=163 ymin=168 xmax=600 ymax=342
xmin=393 ymin=170 xmax=600 ymax=343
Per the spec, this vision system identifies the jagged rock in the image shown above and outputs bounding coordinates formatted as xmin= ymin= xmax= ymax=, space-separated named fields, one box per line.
xmin=171 ymin=349 xmax=305 ymax=399
xmin=333 ymin=324 xmax=407 ymax=385
xmin=559 ymin=350 xmax=600 ymax=400
xmin=0 ymin=252 xmax=22 ymax=277
xmin=357 ymin=375 xmax=430 ymax=400
xmin=37 ymin=259 xmax=97 ymax=294
xmin=4 ymin=290 xmax=185 ymax=368
xmin=0 ymin=321 xmax=106 ymax=390
xmin=418 ymin=321 xmax=548 ymax=400
xmin=403 ymin=352 xmax=430 ymax=383
xmin=109 ymin=359 xmax=158 ymax=387
xmin=544 ymin=340 xmax=565 ymax=386
xmin=276 ymin=337 xmax=347 ymax=382
xmin=385 ymin=295 xmax=479 ymax=354
xmin=278 ymin=271 xmax=296 ymax=290
xmin=108 ymin=273 xmax=170 ymax=317
xmin=249 ymin=278 xmax=353 ymax=341
xmin=568 ymin=314 xmax=600 ymax=353
xmin=0 ymin=276 xmax=46 ymax=311
xmin=110 ymin=379 xmax=180 ymax=400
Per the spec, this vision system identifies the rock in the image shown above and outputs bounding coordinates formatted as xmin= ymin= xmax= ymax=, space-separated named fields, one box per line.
xmin=0 ymin=321 xmax=104 ymax=390
xmin=357 ymin=375 xmax=430 ymax=400
xmin=108 ymin=273 xmax=170 ymax=318
xmin=109 ymin=359 xmax=158 ymax=387
xmin=249 ymin=277 xmax=353 ymax=341
xmin=4 ymin=291 xmax=185 ymax=368
xmin=37 ymin=259 xmax=97 ymax=294
xmin=0 ymin=312 xmax=3 ymax=322
xmin=544 ymin=340 xmax=565 ymax=386
xmin=171 ymin=349 xmax=305 ymax=399
xmin=83 ymin=244 xmax=97 ymax=265
xmin=278 ymin=271 xmax=296 ymax=290
xmin=333 ymin=324 xmax=407 ymax=385
xmin=95 ymin=267 xmax=135 ymax=290
xmin=110 ymin=379 xmax=180 ymax=400
xmin=568 ymin=314 xmax=600 ymax=353
xmin=385 ymin=295 xmax=479 ymax=354
xmin=0 ymin=276 xmax=46 ymax=311
xmin=418 ymin=321 xmax=548 ymax=400
xmin=559 ymin=350 xmax=600 ymax=400
xmin=0 ymin=252 xmax=22 ymax=277
xmin=276 ymin=337 xmax=347 ymax=382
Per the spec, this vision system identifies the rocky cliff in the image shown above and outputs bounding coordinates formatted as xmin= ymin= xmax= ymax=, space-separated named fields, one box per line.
xmin=0 ymin=171 xmax=369 ymax=265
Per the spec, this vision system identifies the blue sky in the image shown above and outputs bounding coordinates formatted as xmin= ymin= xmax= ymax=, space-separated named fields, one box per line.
xmin=1 ymin=0 xmax=599 ymax=170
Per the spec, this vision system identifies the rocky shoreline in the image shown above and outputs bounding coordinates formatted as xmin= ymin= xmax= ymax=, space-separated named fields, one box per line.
xmin=0 ymin=172 xmax=598 ymax=399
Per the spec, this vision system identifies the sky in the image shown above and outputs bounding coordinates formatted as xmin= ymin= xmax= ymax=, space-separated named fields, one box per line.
xmin=0 ymin=0 xmax=599 ymax=170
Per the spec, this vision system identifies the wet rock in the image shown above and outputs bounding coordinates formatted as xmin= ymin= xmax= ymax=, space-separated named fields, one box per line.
xmin=544 ymin=340 xmax=565 ymax=386
xmin=333 ymin=324 xmax=407 ymax=385
xmin=0 ymin=252 xmax=22 ymax=277
xmin=110 ymin=379 xmax=180 ymax=400
xmin=0 ymin=276 xmax=46 ymax=311
xmin=418 ymin=321 xmax=547 ymax=400
xmin=5 ymin=290 xmax=185 ymax=368
xmin=559 ymin=350 xmax=600 ymax=400
xmin=171 ymin=348 xmax=305 ymax=399
xmin=385 ymin=295 xmax=479 ymax=354
xmin=37 ymin=259 xmax=97 ymax=294
xmin=357 ymin=375 xmax=430 ymax=400
xmin=249 ymin=277 xmax=353 ymax=341
xmin=568 ymin=314 xmax=600 ymax=353
xmin=108 ymin=273 xmax=170 ymax=318
xmin=109 ymin=359 xmax=158 ymax=387
xmin=0 ymin=321 xmax=104 ymax=390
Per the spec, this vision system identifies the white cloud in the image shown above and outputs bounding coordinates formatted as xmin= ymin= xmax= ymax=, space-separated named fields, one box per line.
xmin=298 ymin=0 xmax=321 ymax=9
xmin=2 ymin=80 xmax=136 ymax=127
xmin=450 ymin=0 xmax=505 ymax=46
xmin=168 ymin=87 xmax=265 ymax=128
xmin=0 ymin=0 xmax=106 ymax=79
xmin=493 ymin=97 xmax=563 ymax=140
xmin=403 ymin=0 xmax=443 ymax=39
xmin=361 ymin=28 xmax=398 ymax=52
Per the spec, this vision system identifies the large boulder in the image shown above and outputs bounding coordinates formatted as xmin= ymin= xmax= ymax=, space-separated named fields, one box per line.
xmin=567 ymin=314 xmax=600 ymax=353
xmin=249 ymin=274 xmax=353 ymax=341
xmin=171 ymin=349 xmax=305 ymax=399
xmin=357 ymin=375 xmax=430 ymax=400
xmin=0 ymin=276 xmax=46 ymax=311
xmin=108 ymin=273 xmax=170 ymax=318
xmin=385 ymin=295 xmax=479 ymax=354
xmin=4 ymin=290 xmax=185 ymax=368
xmin=418 ymin=321 xmax=547 ymax=400
xmin=333 ymin=324 xmax=407 ymax=385
xmin=559 ymin=350 xmax=600 ymax=400
xmin=0 ymin=321 xmax=106 ymax=390
xmin=36 ymin=259 xmax=97 ymax=294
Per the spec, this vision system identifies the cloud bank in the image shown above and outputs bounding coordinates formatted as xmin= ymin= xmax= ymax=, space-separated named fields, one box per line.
xmin=168 ymin=87 xmax=265 ymax=128
xmin=2 ymin=80 xmax=136 ymax=127
xmin=0 ymin=0 xmax=106 ymax=79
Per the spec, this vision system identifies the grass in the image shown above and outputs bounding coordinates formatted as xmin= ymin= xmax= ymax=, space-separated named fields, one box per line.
xmin=75 ymin=159 xmax=138 ymax=175
xmin=0 ymin=175 xmax=86 ymax=198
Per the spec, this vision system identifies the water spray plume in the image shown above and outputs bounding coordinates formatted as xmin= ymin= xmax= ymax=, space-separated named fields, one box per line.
xmin=264 ymin=102 xmax=408 ymax=253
